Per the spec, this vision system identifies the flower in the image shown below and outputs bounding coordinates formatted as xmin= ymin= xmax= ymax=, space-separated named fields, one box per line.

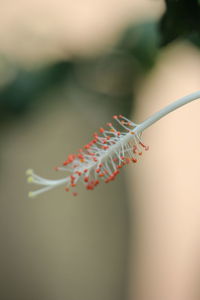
xmin=27 ymin=91 xmax=200 ymax=198
xmin=27 ymin=115 xmax=149 ymax=197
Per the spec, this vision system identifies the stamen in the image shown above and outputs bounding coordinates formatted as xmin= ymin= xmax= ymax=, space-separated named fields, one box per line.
xmin=27 ymin=113 xmax=148 ymax=197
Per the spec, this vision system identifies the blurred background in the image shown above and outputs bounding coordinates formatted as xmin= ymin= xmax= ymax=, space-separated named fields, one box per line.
xmin=1 ymin=0 xmax=200 ymax=299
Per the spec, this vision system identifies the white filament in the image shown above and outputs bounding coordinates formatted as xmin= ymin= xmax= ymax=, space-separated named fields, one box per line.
xmin=27 ymin=90 xmax=200 ymax=197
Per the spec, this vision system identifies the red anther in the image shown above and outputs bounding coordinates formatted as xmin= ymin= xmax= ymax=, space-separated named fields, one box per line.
xmin=103 ymin=139 xmax=107 ymax=144
xmin=96 ymin=168 xmax=100 ymax=173
xmin=72 ymin=192 xmax=78 ymax=196
xmin=113 ymin=158 xmax=118 ymax=162
xmin=99 ymin=173 xmax=105 ymax=177
xmin=99 ymin=128 xmax=105 ymax=133
xmin=75 ymin=171 xmax=82 ymax=176
xmin=63 ymin=160 xmax=69 ymax=166
xmin=99 ymin=163 xmax=103 ymax=168
xmin=84 ymin=144 xmax=90 ymax=149
xmin=104 ymin=178 xmax=110 ymax=183
xmin=113 ymin=115 xmax=118 ymax=119
xmin=84 ymin=176 xmax=89 ymax=182
xmin=119 ymin=115 xmax=123 ymax=118
xmin=86 ymin=184 xmax=94 ymax=190
xmin=107 ymin=122 xmax=112 ymax=127
xmin=68 ymin=154 xmax=75 ymax=162
xmin=88 ymin=151 xmax=95 ymax=156
xmin=93 ymin=157 xmax=98 ymax=162
xmin=93 ymin=132 xmax=98 ymax=139
xmin=106 ymin=136 xmax=111 ymax=140
xmin=71 ymin=183 xmax=76 ymax=187
xmin=78 ymin=154 xmax=84 ymax=159
xmin=117 ymin=132 xmax=121 ymax=136
xmin=102 ymin=145 xmax=109 ymax=150
xmin=117 ymin=165 xmax=122 ymax=169
xmin=139 ymin=141 xmax=146 ymax=148
xmin=113 ymin=170 xmax=120 ymax=176
xmin=94 ymin=180 xmax=99 ymax=186
xmin=65 ymin=188 xmax=69 ymax=192
xmin=127 ymin=122 xmax=131 ymax=126
xmin=93 ymin=139 xmax=97 ymax=144
xmin=139 ymin=152 xmax=142 ymax=156
xmin=109 ymin=175 xmax=114 ymax=181
xmin=133 ymin=145 xmax=137 ymax=154
xmin=84 ymin=169 xmax=88 ymax=173
xmin=132 ymin=158 xmax=137 ymax=163
xmin=120 ymin=156 xmax=125 ymax=160
xmin=70 ymin=175 xmax=75 ymax=181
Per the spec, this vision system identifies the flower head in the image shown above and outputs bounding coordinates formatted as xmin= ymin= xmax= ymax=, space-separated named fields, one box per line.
xmin=27 ymin=90 xmax=200 ymax=198
xmin=27 ymin=115 xmax=149 ymax=197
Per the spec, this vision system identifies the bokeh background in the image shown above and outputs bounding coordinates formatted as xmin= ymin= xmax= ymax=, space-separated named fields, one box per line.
xmin=1 ymin=1 xmax=200 ymax=299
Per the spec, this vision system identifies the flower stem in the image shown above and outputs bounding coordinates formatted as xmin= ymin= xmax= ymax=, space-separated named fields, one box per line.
xmin=136 ymin=91 xmax=200 ymax=133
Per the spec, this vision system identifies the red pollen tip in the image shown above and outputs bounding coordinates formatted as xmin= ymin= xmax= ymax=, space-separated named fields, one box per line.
xmin=86 ymin=184 xmax=94 ymax=190
xmin=117 ymin=165 xmax=122 ymax=169
xmin=75 ymin=171 xmax=82 ymax=176
xmin=93 ymin=132 xmax=98 ymax=138
xmin=99 ymin=173 xmax=105 ymax=177
xmin=99 ymin=128 xmax=105 ymax=133
xmin=113 ymin=115 xmax=118 ymax=119
xmin=102 ymin=145 xmax=109 ymax=150
xmin=132 ymin=158 xmax=137 ymax=163
xmin=84 ymin=176 xmax=89 ymax=182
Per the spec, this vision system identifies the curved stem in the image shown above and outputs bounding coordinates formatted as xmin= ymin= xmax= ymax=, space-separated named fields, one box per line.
xmin=137 ymin=91 xmax=200 ymax=132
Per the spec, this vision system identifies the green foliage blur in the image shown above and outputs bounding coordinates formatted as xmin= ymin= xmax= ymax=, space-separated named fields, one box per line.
xmin=0 ymin=0 xmax=199 ymax=124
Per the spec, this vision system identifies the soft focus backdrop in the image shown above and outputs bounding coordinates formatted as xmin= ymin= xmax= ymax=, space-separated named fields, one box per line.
xmin=1 ymin=1 xmax=200 ymax=300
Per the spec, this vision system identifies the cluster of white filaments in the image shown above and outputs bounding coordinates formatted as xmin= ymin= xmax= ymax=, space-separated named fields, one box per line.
xmin=27 ymin=115 xmax=149 ymax=197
